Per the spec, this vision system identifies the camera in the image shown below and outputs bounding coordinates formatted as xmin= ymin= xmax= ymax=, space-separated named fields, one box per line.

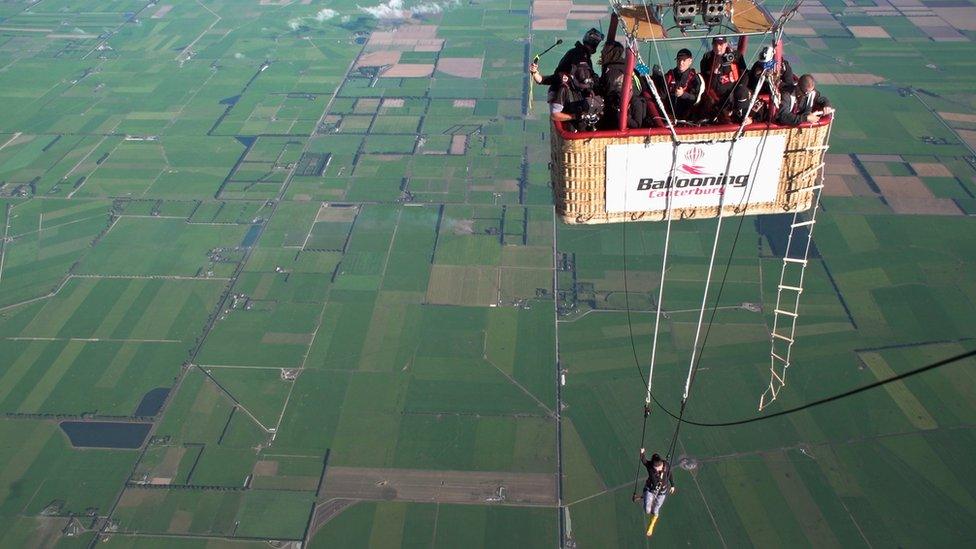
xmin=579 ymin=95 xmax=604 ymax=130
xmin=721 ymin=51 xmax=736 ymax=65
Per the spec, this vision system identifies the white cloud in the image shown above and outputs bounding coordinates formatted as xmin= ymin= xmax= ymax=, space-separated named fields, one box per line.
xmin=286 ymin=7 xmax=343 ymax=30
xmin=315 ymin=8 xmax=338 ymax=21
xmin=357 ymin=0 xmax=458 ymax=20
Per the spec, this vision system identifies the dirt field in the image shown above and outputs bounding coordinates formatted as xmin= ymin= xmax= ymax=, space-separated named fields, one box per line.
xmin=847 ymin=25 xmax=891 ymax=38
xmin=938 ymin=111 xmax=976 ymax=124
xmin=315 ymin=204 xmax=358 ymax=223
xmin=911 ymin=162 xmax=953 ymax=177
xmin=356 ymin=51 xmax=400 ymax=69
xmin=382 ymin=64 xmax=434 ymax=78
xmin=320 ymin=467 xmax=557 ymax=506
xmin=437 ymin=58 xmax=484 ymax=79
xmin=824 ymin=175 xmax=853 ymax=196
xmin=450 ymin=135 xmax=467 ymax=155
xmin=253 ymin=460 xmax=279 ymax=476
xmin=886 ymin=197 xmax=962 ymax=215
xmin=873 ymin=176 xmax=933 ymax=198
xmin=825 ymin=154 xmax=859 ymax=176
xmin=810 ymin=73 xmax=885 ymax=85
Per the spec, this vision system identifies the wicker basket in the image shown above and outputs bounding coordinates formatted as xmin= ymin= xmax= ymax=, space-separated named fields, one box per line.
xmin=550 ymin=120 xmax=831 ymax=224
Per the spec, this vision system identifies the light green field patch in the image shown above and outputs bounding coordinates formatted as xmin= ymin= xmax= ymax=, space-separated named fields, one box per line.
xmin=92 ymin=278 xmax=151 ymax=338
xmin=763 ymin=451 xmax=841 ymax=546
xmin=498 ymin=266 xmax=550 ymax=303
xmin=0 ymin=340 xmax=48 ymax=404
xmin=485 ymin=307 xmax=518 ymax=375
xmin=562 ymin=419 xmax=606 ymax=504
xmin=878 ymin=434 xmax=976 ymax=513
xmin=20 ymin=278 xmax=98 ymax=336
xmin=207 ymin=367 xmax=292 ymax=428
xmin=426 ymin=264 xmax=497 ymax=306
xmin=860 ymin=352 xmax=937 ymax=430
xmin=76 ymin=218 xmax=246 ymax=276
xmin=500 ymin=245 xmax=551 ymax=269
xmin=18 ymin=340 xmax=85 ymax=411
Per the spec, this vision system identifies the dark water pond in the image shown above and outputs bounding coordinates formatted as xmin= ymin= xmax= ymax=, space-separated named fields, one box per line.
xmin=241 ymin=224 xmax=262 ymax=247
xmin=60 ymin=421 xmax=150 ymax=449
xmin=133 ymin=387 xmax=169 ymax=417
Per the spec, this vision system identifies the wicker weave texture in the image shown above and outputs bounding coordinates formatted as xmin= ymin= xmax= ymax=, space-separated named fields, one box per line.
xmin=550 ymin=122 xmax=831 ymax=224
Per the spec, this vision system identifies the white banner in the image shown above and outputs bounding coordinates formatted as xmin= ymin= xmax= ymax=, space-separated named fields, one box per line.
xmin=605 ymin=136 xmax=787 ymax=214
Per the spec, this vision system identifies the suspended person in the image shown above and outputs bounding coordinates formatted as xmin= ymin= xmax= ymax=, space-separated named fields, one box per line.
xmin=699 ymin=37 xmax=746 ymax=121
xmin=596 ymin=41 xmax=647 ymax=130
xmin=638 ymin=448 xmax=676 ymax=537
xmin=663 ymin=48 xmax=703 ymax=122
xmin=776 ymin=74 xmax=834 ymax=126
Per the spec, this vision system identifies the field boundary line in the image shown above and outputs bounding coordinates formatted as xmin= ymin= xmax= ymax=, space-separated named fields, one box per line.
xmin=0 ymin=202 xmax=10 ymax=284
xmin=176 ymin=0 xmax=222 ymax=63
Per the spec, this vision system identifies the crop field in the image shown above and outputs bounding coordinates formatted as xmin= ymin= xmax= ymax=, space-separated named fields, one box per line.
xmin=0 ymin=0 xmax=974 ymax=547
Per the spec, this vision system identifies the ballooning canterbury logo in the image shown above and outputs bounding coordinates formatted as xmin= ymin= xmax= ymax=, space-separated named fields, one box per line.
xmin=635 ymin=146 xmax=752 ymax=198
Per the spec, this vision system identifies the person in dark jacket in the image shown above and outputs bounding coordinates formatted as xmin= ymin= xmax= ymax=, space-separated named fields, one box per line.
xmin=699 ymin=37 xmax=746 ymax=119
xmin=596 ymin=41 xmax=645 ymax=129
xmin=663 ymin=48 xmax=703 ymax=121
xmin=528 ymin=28 xmax=604 ymax=89
xmin=639 ymin=448 xmax=676 ymax=537
xmin=548 ymin=72 xmax=588 ymax=129
xmin=776 ymin=74 xmax=833 ymax=126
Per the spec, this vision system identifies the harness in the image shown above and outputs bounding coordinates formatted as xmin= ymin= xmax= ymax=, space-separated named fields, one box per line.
xmin=665 ymin=68 xmax=703 ymax=105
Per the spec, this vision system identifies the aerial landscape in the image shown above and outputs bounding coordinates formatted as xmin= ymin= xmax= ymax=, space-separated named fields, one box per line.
xmin=0 ymin=0 xmax=974 ymax=547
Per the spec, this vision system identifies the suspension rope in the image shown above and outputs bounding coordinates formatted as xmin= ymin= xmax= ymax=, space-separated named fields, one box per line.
xmin=660 ymin=81 xmax=779 ymax=465
xmin=644 ymin=143 xmax=679 ymax=407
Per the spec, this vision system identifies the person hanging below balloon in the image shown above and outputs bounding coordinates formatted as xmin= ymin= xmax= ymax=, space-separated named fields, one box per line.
xmin=636 ymin=448 xmax=676 ymax=537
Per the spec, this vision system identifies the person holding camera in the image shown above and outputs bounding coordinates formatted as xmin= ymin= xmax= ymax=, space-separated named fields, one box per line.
xmin=548 ymin=71 xmax=603 ymax=132
xmin=699 ymin=37 xmax=746 ymax=120
xmin=664 ymin=48 xmax=704 ymax=122
xmin=776 ymin=74 xmax=834 ymax=126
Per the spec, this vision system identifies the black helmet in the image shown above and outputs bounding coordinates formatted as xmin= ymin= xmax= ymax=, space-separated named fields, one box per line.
xmin=676 ymin=48 xmax=693 ymax=61
xmin=582 ymin=28 xmax=604 ymax=50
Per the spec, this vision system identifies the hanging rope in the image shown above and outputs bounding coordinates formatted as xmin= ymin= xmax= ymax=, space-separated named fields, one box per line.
xmin=616 ymin=0 xmax=787 ymax=494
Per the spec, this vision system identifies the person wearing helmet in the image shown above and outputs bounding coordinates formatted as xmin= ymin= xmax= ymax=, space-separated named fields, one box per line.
xmin=528 ymin=28 xmax=604 ymax=90
xmin=747 ymin=44 xmax=795 ymax=93
xmin=637 ymin=448 xmax=676 ymax=537
xmin=663 ymin=48 xmax=704 ymax=122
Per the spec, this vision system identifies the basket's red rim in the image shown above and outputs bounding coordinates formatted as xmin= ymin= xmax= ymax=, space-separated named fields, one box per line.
xmin=553 ymin=115 xmax=832 ymax=140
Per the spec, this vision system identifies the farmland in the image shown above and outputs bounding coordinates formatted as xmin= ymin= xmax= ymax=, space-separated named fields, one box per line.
xmin=0 ymin=0 xmax=975 ymax=547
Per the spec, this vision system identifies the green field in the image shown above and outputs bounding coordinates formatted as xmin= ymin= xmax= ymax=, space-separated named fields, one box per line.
xmin=0 ymin=0 xmax=974 ymax=546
